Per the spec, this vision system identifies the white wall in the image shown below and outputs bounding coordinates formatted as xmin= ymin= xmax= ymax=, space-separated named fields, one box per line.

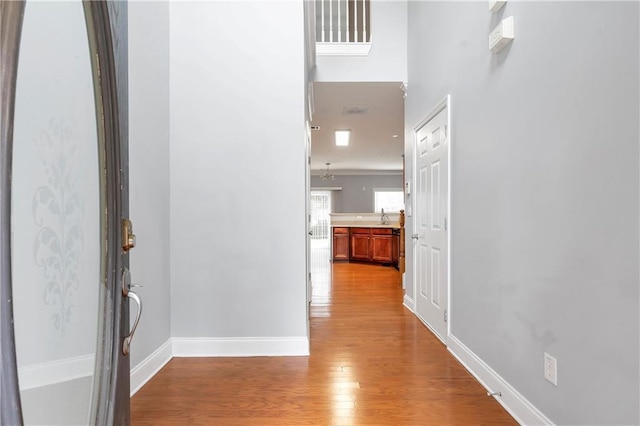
xmin=315 ymin=0 xmax=407 ymax=83
xmin=311 ymin=173 xmax=402 ymax=212
xmin=128 ymin=1 xmax=172 ymax=369
xmin=406 ymin=2 xmax=639 ymax=425
xmin=169 ymin=1 xmax=308 ymax=353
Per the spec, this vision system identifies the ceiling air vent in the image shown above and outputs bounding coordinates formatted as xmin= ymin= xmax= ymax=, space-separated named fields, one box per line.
xmin=342 ymin=105 xmax=370 ymax=115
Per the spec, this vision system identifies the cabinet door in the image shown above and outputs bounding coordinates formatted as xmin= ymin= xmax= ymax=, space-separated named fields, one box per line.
xmin=371 ymin=235 xmax=393 ymax=262
xmin=333 ymin=234 xmax=349 ymax=260
xmin=351 ymin=234 xmax=371 ymax=261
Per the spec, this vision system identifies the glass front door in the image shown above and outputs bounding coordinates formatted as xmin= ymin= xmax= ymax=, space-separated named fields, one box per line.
xmin=11 ymin=2 xmax=101 ymax=423
xmin=1 ymin=1 xmax=132 ymax=424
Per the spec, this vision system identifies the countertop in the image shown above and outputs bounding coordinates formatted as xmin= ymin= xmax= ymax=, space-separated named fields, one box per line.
xmin=331 ymin=221 xmax=400 ymax=229
xmin=330 ymin=213 xmax=401 ymax=229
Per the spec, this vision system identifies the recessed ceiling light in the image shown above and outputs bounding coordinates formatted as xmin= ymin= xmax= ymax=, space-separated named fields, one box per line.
xmin=335 ymin=130 xmax=350 ymax=146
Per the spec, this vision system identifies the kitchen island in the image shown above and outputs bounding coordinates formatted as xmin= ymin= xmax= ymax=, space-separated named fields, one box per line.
xmin=330 ymin=213 xmax=400 ymax=267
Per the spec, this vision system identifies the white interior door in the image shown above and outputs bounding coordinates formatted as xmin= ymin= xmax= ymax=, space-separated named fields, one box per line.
xmin=414 ymin=100 xmax=449 ymax=342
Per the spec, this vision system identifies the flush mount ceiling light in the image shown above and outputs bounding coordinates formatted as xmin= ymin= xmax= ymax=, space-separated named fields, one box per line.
xmin=321 ymin=162 xmax=336 ymax=181
xmin=335 ymin=130 xmax=350 ymax=146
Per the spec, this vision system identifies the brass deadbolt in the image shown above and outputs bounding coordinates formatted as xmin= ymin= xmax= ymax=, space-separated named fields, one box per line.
xmin=122 ymin=219 xmax=136 ymax=252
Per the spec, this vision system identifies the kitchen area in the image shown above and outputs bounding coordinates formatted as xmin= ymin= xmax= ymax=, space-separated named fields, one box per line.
xmin=330 ymin=212 xmax=401 ymax=268
xmin=309 ymin=172 xmax=405 ymax=272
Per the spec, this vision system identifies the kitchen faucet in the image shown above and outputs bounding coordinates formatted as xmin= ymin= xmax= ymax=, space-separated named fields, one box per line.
xmin=380 ymin=208 xmax=390 ymax=225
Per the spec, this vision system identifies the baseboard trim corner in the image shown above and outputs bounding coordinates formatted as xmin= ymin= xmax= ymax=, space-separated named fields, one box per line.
xmin=172 ymin=336 xmax=310 ymax=357
xmin=403 ymin=294 xmax=415 ymax=312
xmin=130 ymin=339 xmax=173 ymax=396
xmin=447 ymin=334 xmax=553 ymax=426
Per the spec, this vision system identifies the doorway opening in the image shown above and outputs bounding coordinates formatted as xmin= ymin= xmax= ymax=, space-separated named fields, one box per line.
xmin=307 ymin=81 xmax=405 ymax=312
xmin=309 ymin=190 xmax=332 ymax=304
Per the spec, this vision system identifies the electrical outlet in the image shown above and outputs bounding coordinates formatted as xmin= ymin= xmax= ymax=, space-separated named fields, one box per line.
xmin=544 ymin=353 xmax=558 ymax=386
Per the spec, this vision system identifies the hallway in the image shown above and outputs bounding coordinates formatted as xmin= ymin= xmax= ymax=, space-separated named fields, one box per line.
xmin=131 ymin=262 xmax=515 ymax=425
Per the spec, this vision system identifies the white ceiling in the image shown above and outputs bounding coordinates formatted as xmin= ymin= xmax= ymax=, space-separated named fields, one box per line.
xmin=310 ymin=82 xmax=405 ymax=173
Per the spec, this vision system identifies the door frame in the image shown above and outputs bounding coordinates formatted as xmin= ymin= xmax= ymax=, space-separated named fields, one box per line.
xmin=0 ymin=3 xmax=27 ymax=424
xmin=0 ymin=1 xmax=130 ymax=423
xmin=411 ymin=94 xmax=451 ymax=344
xmin=305 ymin=121 xmax=312 ymax=310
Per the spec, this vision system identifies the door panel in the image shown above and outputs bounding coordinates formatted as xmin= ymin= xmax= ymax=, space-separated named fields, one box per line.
xmin=11 ymin=2 xmax=101 ymax=424
xmin=414 ymin=103 xmax=449 ymax=342
xmin=351 ymin=234 xmax=371 ymax=260
xmin=0 ymin=1 xmax=131 ymax=423
xmin=430 ymin=247 xmax=441 ymax=307
xmin=371 ymin=236 xmax=392 ymax=262
xmin=431 ymin=160 xmax=441 ymax=229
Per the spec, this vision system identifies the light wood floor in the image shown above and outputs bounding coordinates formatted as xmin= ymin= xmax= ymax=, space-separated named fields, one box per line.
xmin=131 ymin=262 xmax=516 ymax=425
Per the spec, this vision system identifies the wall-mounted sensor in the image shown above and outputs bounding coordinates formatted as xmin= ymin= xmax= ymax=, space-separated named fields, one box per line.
xmin=489 ymin=16 xmax=514 ymax=53
xmin=310 ymin=125 xmax=320 ymax=130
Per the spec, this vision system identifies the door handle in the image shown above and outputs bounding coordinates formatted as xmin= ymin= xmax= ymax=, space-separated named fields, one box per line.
xmin=123 ymin=291 xmax=142 ymax=355
xmin=308 ymin=231 xmax=313 ymax=236
xmin=411 ymin=234 xmax=419 ymax=240
xmin=121 ymin=267 xmax=142 ymax=355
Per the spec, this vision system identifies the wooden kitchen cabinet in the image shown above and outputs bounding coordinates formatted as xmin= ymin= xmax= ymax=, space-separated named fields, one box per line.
xmin=332 ymin=226 xmax=399 ymax=266
xmin=332 ymin=227 xmax=350 ymax=260
xmin=371 ymin=228 xmax=392 ymax=263
xmin=350 ymin=228 xmax=371 ymax=261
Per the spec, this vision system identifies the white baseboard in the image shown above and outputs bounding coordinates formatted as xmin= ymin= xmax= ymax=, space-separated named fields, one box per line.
xmin=172 ymin=337 xmax=310 ymax=357
xmin=18 ymin=354 xmax=94 ymax=391
xmin=130 ymin=339 xmax=173 ymax=396
xmin=447 ymin=334 xmax=553 ymax=426
xmin=403 ymin=294 xmax=415 ymax=312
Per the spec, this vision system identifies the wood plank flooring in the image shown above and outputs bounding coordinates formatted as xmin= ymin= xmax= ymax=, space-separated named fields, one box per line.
xmin=131 ymin=262 xmax=516 ymax=425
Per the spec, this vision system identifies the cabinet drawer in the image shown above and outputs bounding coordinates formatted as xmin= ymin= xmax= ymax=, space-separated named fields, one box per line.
xmin=371 ymin=228 xmax=393 ymax=235
xmin=333 ymin=227 xmax=349 ymax=235
xmin=351 ymin=227 xmax=371 ymax=234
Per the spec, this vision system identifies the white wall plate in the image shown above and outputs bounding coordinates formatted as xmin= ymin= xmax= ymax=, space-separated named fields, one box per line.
xmin=489 ymin=16 xmax=515 ymax=53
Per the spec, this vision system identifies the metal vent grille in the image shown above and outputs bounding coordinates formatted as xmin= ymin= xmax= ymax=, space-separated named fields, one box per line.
xmin=342 ymin=105 xmax=369 ymax=115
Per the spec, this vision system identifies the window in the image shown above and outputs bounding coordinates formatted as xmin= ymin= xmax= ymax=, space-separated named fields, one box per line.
xmin=310 ymin=190 xmax=331 ymax=241
xmin=374 ymin=189 xmax=404 ymax=213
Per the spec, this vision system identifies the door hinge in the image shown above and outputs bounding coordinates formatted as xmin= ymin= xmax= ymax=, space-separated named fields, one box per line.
xmin=444 ymin=309 xmax=448 ymax=323
xmin=444 ymin=217 xmax=448 ymax=231
xmin=309 ymin=272 xmax=311 ymax=282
